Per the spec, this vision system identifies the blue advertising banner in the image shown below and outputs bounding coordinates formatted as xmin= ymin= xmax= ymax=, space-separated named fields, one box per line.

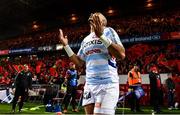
xmin=121 ymin=34 xmax=161 ymax=43
xmin=9 ymin=48 xmax=35 ymax=54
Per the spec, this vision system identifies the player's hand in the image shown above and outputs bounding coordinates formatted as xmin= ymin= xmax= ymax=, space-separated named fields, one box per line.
xmin=59 ymin=29 xmax=68 ymax=46
xmin=91 ymin=14 xmax=104 ymax=38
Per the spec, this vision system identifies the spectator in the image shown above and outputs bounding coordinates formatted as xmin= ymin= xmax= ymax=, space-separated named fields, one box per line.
xmin=165 ymin=73 xmax=176 ymax=110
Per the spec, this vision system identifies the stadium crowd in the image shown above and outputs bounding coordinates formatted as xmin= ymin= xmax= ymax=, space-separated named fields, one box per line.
xmin=0 ymin=9 xmax=179 ymax=50
xmin=117 ymin=43 xmax=180 ymax=74
xmin=0 ymin=42 xmax=179 ymax=85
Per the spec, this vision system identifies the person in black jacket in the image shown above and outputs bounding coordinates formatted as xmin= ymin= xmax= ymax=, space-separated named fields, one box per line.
xmin=165 ymin=73 xmax=175 ymax=110
xmin=11 ymin=64 xmax=32 ymax=113
xmin=149 ymin=66 xmax=163 ymax=113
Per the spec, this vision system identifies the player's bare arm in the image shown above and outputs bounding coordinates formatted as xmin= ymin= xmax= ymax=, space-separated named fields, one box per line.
xmin=59 ymin=29 xmax=85 ymax=68
xmin=91 ymin=14 xmax=125 ymax=60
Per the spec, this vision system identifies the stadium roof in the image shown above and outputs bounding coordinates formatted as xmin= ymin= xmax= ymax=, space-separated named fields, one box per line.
xmin=0 ymin=0 xmax=179 ymax=40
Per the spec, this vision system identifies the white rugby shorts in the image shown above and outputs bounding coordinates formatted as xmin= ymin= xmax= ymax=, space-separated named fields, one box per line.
xmin=82 ymin=83 xmax=119 ymax=114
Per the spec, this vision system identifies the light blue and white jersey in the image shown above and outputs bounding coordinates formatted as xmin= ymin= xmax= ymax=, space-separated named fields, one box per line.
xmin=77 ymin=27 xmax=124 ymax=85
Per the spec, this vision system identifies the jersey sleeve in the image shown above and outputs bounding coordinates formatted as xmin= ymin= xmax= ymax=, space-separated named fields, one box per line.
xmin=77 ymin=41 xmax=86 ymax=61
xmin=108 ymin=27 xmax=124 ymax=47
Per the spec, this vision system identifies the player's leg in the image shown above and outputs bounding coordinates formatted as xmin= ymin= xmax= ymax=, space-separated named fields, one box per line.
xmin=94 ymin=83 xmax=119 ymax=115
xmin=82 ymin=84 xmax=95 ymax=114
xmin=84 ymin=103 xmax=95 ymax=114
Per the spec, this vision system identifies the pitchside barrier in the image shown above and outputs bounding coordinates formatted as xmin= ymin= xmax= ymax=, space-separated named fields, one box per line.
xmin=28 ymin=84 xmax=60 ymax=103
xmin=0 ymin=84 xmax=14 ymax=103
xmin=0 ymin=83 xmax=83 ymax=108
xmin=0 ymin=84 xmax=60 ymax=104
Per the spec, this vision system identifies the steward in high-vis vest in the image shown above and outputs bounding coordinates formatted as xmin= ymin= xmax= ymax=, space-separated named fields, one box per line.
xmin=127 ymin=65 xmax=143 ymax=112
xmin=128 ymin=67 xmax=142 ymax=86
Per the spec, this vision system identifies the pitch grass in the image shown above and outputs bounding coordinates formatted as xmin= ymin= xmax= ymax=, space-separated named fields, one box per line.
xmin=0 ymin=102 xmax=180 ymax=114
